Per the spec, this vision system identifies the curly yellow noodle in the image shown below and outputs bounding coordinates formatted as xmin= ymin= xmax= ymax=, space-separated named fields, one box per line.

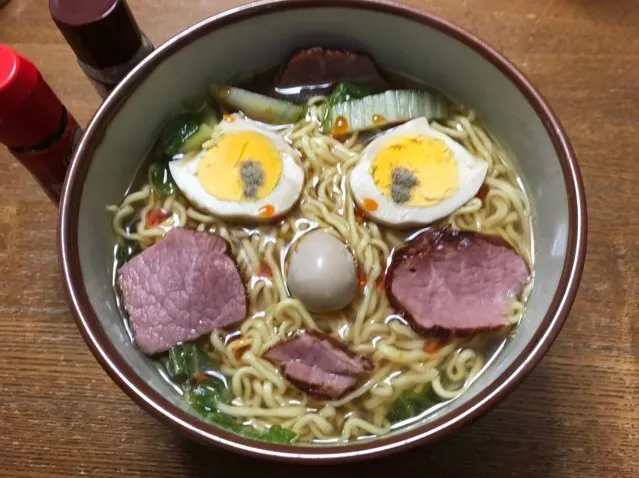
xmin=108 ymin=98 xmax=533 ymax=443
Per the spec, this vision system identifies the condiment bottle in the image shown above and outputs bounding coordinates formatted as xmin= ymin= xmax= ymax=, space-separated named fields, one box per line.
xmin=49 ymin=0 xmax=154 ymax=99
xmin=0 ymin=45 xmax=82 ymax=203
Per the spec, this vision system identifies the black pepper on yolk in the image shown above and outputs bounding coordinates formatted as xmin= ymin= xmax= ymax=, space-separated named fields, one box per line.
xmin=196 ymin=131 xmax=282 ymax=201
xmin=371 ymin=135 xmax=459 ymax=206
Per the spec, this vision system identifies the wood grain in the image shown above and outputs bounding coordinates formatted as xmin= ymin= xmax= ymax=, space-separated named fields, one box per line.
xmin=0 ymin=0 xmax=637 ymax=476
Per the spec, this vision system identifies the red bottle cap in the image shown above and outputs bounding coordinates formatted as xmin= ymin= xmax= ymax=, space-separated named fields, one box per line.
xmin=0 ymin=45 xmax=65 ymax=148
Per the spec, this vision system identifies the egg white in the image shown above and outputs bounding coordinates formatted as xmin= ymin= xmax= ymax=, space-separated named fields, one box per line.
xmin=349 ymin=117 xmax=488 ymax=227
xmin=169 ymin=116 xmax=304 ymax=222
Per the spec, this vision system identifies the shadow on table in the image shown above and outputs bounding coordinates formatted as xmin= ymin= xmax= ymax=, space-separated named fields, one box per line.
xmin=175 ymin=360 xmax=573 ymax=478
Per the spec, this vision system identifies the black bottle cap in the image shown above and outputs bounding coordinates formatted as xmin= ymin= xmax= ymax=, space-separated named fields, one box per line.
xmin=49 ymin=0 xmax=144 ymax=70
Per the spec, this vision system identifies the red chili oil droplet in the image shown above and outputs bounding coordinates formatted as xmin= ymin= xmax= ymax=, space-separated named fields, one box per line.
xmin=256 ymin=262 xmax=272 ymax=278
xmin=146 ymin=208 xmax=171 ymax=228
xmin=259 ymin=204 xmax=275 ymax=217
xmin=362 ymin=198 xmax=378 ymax=212
xmin=194 ymin=372 xmax=208 ymax=382
xmin=372 ymin=114 xmax=386 ymax=125
xmin=423 ymin=338 xmax=449 ymax=355
xmin=354 ymin=205 xmax=366 ymax=223
xmin=233 ymin=346 xmax=248 ymax=360
xmin=332 ymin=116 xmax=349 ymax=136
xmin=357 ymin=264 xmax=367 ymax=287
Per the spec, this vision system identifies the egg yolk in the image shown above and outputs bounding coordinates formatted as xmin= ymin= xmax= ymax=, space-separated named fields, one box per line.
xmin=196 ymin=131 xmax=282 ymax=201
xmin=371 ymin=135 xmax=459 ymax=206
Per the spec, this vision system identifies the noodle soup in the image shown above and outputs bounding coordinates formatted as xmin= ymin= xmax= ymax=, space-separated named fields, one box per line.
xmin=109 ymin=48 xmax=533 ymax=444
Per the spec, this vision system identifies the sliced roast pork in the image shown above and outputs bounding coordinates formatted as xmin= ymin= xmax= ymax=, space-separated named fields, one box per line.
xmin=265 ymin=332 xmax=372 ymax=399
xmin=118 ymin=228 xmax=247 ymax=355
xmin=386 ymin=228 xmax=530 ymax=335
xmin=282 ymin=362 xmax=358 ymax=400
xmin=273 ymin=47 xmax=388 ymax=101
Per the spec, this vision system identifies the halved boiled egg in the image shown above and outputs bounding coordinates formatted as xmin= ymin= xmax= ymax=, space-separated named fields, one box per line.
xmin=169 ymin=116 xmax=304 ymax=222
xmin=349 ymin=117 xmax=488 ymax=227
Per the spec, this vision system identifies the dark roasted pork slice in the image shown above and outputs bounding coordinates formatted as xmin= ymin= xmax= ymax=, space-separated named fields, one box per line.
xmin=283 ymin=362 xmax=358 ymax=399
xmin=265 ymin=331 xmax=372 ymax=376
xmin=264 ymin=331 xmax=372 ymax=399
xmin=118 ymin=228 xmax=247 ymax=355
xmin=273 ymin=47 xmax=388 ymax=100
xmin=386 ymin=227 xmax=530 ymax=335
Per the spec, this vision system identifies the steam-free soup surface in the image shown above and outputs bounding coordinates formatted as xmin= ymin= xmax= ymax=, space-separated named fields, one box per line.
xmin=109 ymin=47 xmax=533 ymax=445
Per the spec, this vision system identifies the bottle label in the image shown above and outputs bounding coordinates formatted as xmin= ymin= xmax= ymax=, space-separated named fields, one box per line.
xmin=10 ymin=109 xmax=82 ymax=203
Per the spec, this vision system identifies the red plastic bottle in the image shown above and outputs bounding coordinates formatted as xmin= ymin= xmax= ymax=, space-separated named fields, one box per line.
xmin=0 ymin=45 xmax=82 ymax=203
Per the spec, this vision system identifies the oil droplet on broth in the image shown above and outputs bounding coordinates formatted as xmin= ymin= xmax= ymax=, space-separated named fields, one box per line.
xmin=362 ymin=198 xmax=378 ymax=212
xmin=259 ymin=204 xmax=275 ymax=217
xmin=332 ymin=116 xmax=349 ymax=136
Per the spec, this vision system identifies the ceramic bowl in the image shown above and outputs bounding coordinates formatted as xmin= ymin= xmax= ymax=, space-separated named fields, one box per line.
xmin=58 ymin=0 xmax=587 ymax=463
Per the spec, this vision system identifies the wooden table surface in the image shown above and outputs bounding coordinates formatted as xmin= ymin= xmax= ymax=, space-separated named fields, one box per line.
xmin=1 ymin=0 xmax=638 ymax=476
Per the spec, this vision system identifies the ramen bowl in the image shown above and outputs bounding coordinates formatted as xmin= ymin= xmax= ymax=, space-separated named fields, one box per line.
xmin=58 ymin=0 xmax=586 ymax=463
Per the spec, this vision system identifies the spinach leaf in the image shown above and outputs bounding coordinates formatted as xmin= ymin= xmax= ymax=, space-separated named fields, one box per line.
xmin=328 ymin=82 xmax=374 ymax=106
xmin=188 ymin=378 xmax=230 ymax=413
xmin=166 ymin=343 xmax=215 ymax=384
xmin=154 ymin=113 xmax=201 ymax=157
xmin=207 ymin=412 xmax=297 ymax=444
xmin=176 ymin=344 xmax=298 ymax=444
xmin=250 ymin=425 xmax=297 ymax=444
xmin=148 ymin=162 xmax=176 ymax=200
xmin=206 ymin=411 xmax=243 ymax=432
xmin=386 ymin=390 xmax=437 ymax=424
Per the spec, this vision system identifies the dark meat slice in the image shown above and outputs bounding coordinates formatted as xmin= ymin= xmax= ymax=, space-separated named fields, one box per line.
xmin=118 ymin=228 xmax=247 ymax=355
xmin=386 ymin=227 xmax=530 ymax=335
xmin=283 ymin=362 xmax=358 ymax=399
xmin=273 ymin=47 xmax=388 ymax=101
xmin=264 ymin=331 xmax=372 ymax=399
xmin=265 ymin=331 xmax=372 ymax=375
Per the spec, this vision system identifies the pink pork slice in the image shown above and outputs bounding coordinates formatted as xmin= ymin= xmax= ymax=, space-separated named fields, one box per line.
xmin=118 ymin=228 xmax=247 ymax=355
xmin=265 ymin=331 xmax=372 ymax=376
xmin=276 ymin=47 xmax=388 ymax=89
xmin=387 ymin=228 xmax=530 ymax=335
xmin=265 ymin=331 xmax=372 ymax=399
xmin=283 ymin=361 xmax=358 ymax=400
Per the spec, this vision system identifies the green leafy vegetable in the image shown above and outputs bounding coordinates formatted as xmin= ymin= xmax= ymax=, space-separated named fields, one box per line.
xmin=210 ymin=85 xmax=304 ymax=125
xmin=180 ymin=123 xmax=213 ymax=153
xmin=154 ymin=113 xmax=201 ymax=157
xmin=206 ymin=411 xmax=243 ymax=431
xmin=188 ymin=378 xmax=230 ymax=413
xmin=153 ymin=109 xmax=217 ymax=157
xmin=241 ymin=424 xmax=297 ymax=444
xmin=324 ymin=89 xmax=448 ymax=134
xmin=328 ymin=82 xmax=374 ymax=106
xmin=386 ymin=390 xmax=437 ymax=424
xmin=148 ymin=162 xmax=176 ymax=199
xmin=206 ymin=411 xmax=296 ymax=444
xmin=189 ymin=381 xmax=297 ymax=443
xmin=171 ymin=344 xmax=298 ymax=443
xmin=166 ymin=343 xmax=215 ymax=384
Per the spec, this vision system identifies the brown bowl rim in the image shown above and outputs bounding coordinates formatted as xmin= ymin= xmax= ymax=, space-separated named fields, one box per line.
xmin=58 ymin=0 xmax=587 ymax=463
